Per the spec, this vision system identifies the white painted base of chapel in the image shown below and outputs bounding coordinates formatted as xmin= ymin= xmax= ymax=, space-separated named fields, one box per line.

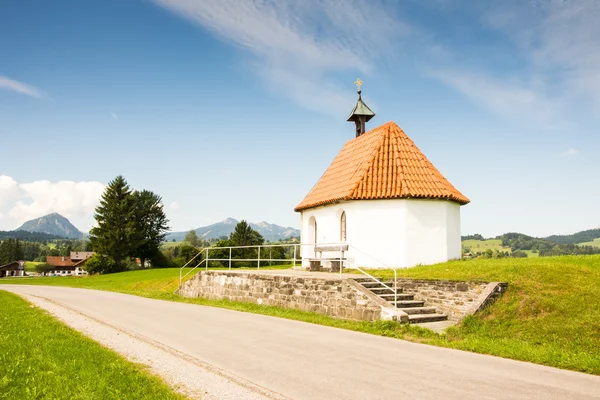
xmin=299 ymin=199 xmax=461 ymax=269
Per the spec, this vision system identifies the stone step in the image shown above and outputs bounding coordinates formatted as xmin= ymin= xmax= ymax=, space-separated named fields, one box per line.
xmin=390 ymin=300 xmax=425 ymax=308
xmin=399 ymin=306 xmax=437 ymax=315
xmin=358 ymin=281 xmax=394 ymax=288
xmin=369 ymin=287 xmax=400 ymax=295
xmin=407 ymin=313 xmax=448 ymax=323
xmin=377 ymin=293 xmax=414 ymax=300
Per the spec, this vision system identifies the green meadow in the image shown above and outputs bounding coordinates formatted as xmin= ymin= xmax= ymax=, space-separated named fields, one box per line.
xmin=579 ymin=238 xmax=600 ymax=248
xmin=0 ymin=290 xmax=184 ymax=400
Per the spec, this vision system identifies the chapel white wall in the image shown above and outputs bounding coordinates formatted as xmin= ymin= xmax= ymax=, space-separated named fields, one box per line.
xmin=299 ymin=199 xmax=462 ymax=269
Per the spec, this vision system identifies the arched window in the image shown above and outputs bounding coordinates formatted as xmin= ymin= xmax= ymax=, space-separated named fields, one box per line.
xmin=308 ymin=216 xmax=317 ymax=245
xmin=340 ymin=211 xmax=347 ymax=242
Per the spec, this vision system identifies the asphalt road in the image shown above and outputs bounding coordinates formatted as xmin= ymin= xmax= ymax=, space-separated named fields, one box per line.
xmin=2 ymin=285 xmax=599 ymax=400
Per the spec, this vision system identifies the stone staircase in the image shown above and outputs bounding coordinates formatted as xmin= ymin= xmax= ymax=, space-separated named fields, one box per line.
xmin=354 ymin=278 xmax=448 ymax=324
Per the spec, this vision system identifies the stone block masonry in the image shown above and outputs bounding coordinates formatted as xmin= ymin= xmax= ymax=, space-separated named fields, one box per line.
xmin=177 ymin=271 xmax=506 ymax=324
xmin=395 ymin=279 xmax=508 ymax=322
xmin=177 ymin=271 xmax=404 ymax=322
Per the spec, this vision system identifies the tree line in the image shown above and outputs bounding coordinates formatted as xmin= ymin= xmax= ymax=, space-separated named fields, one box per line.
xmin=0 ymin=238 xmax=90 ymax=264
xmin=0 ymin=231 xmax=63 ymax=242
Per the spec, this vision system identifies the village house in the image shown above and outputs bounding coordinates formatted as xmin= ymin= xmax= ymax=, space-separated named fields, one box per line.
xmin=46 ymin=252 xmax=94 ymax=276
xmin=295 ymin=80 xmax=469 ymax=269
xmin=0 ymin=261 xmax=25 ymax=278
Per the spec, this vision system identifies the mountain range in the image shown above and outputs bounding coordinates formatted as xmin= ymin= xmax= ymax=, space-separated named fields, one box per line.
xmin=165 ymin=217 xmax=300 ymax=242
xmin=12 ymin=214 xmax=300 ymax=242
xmin=16 ymin=213 xmax=85 ymax=239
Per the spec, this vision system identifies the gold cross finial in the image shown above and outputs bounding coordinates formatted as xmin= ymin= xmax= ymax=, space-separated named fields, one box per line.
xmin=354 ymin=78 xmax=363 ymax=91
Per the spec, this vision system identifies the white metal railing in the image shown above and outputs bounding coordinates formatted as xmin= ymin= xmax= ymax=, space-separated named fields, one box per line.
xmin=178 ymin=242 xmax=350 ymax=286
xmin=178 ymin=242 xmax=398 ymax=303
xmin=347 ymin=245 xmax=398 ymax=307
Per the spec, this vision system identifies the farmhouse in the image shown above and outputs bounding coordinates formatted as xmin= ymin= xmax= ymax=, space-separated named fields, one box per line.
xmin=0 ymin=261 xmax=25 ymax=278
xmin=46 ymin=252 xmax=94 ymax=276
xmin=295 ymin=80 xmax=469 ymax=269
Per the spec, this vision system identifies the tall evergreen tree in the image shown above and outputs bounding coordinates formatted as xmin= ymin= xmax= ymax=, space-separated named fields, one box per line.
xmin=130 ymin=190 xmax=169 ymax=268
xmin=230 ymin=221 xmax=264 ymax=246
xmin=184 ymin=230 xmax=200 ymax=247
xmin=89 ymin=176 xmax=134 ymax=272
xmin=229 ymin=220 xmax=264 ymax=266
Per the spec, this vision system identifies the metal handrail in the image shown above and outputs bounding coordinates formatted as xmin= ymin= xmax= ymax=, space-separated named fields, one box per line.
xmin=179 ymin=247 xmax=208 ymax=286
xmin=354 ymin=265 xmax=398 ymax=307
xmin=179 ymin=244 xmax=304 ymax=286
xmin=178 ymin=242 xmax=349 ymax=285
xmin=345 ymin=244 xmax=398 ymax=307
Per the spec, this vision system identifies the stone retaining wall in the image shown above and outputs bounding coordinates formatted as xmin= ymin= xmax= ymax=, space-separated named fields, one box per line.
xmin=178 ymin=271 xmax=401 ymax=322
xmin=395 ymin=279 xmax=508 ymax=321
xmin=178 ymin=271 xmax=506 ymax=324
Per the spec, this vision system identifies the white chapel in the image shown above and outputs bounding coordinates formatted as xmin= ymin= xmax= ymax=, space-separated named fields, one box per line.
xmin=295 ymin=80 xmax=469 ymax=269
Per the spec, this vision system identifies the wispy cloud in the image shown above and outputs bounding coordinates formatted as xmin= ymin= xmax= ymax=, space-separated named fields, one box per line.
xmin=0 ymin=76 xmax=45 ymax=98
xmin=428 ymin=1 xmax=600 ymax=125
xmin=168 ymin=201 xmax=180 ymax=210
xmin=426 ymin=68 xmax=561 ymax=127
xmin=111 ymin=112 xmax=119 ymax=121
xmin=151 ymin=0 xmax=411 ymax=116
xmin=560 ymin=148 xmax=579 ymax=157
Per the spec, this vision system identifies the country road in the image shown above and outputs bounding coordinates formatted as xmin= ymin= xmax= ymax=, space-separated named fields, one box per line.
xmin=2 ymin=285 xmax=598 ymax=400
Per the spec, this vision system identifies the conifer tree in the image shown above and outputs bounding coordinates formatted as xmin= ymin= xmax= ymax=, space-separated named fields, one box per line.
xmin=130 ymin=190 xmax=169 ymax=268
xmin=89 ymin=176 xmax=134 ymax=272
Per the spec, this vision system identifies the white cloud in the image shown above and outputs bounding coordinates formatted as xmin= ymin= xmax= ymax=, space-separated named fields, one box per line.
xmin=168 ymin=201 xmax=181 ymax=210
xmin=426 ymin=69 xmax=561 ymax=127
xmin=0 ymin=76 xmax=45 ymax=98
xmin=150 ymin=0 xmax=411 ymax=116
xmin=0 ymin=176 xmax=106 ymax=231
xmin=423 ymin=1 xmax=600 ymax=125
xmin=560 ymin=148 xmax=579 ymax=157
xmin=0 ymin=175 xmax=20 ymax=210
xmin=111 ymin=112 xmax=119 ymax=121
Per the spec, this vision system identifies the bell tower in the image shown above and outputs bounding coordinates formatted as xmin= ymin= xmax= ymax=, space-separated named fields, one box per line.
xmin=347 ymin=78 xmax=375 ymax=137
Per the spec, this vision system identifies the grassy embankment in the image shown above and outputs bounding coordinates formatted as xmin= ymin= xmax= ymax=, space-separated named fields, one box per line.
xmin=0 ymin=290 xmax=184 ymax=400
xmin=2 ymin=256 xmax=599 ymax=375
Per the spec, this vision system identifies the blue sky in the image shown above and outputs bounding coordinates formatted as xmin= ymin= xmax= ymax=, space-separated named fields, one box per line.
xmin=1 ymin=0 xmax=599 ymax=237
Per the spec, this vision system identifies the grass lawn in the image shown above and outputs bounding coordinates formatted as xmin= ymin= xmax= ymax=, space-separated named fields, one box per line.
xmin=3 ymin=256 xmax=600 ymax=375
xmin=160 ymin=241 xmax=183 ymax=249
xmin=0 ymin=290 xmax=184 ymax=400
xmin=579 ymin=238 xmax=600 ymax=248
xmin=462 ymin=239 xmax=512 ymax=254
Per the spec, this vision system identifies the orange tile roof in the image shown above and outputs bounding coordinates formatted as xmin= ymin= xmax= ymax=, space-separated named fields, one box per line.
xmin=47 ymin=256 xmax=75 ymax=267
xmin=295 ymin=121 xmax=469 ymax=211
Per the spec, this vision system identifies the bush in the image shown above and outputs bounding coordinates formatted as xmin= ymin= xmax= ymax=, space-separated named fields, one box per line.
xmin=84 ymin=254 xmax=116 ymax=275
xmin=150 ymin=251 xmax=175 ymax=268
xmin=511 ymin=250 xmax=528 ymax=258
xmin=35 ymin=263 xmax=55 ymax=274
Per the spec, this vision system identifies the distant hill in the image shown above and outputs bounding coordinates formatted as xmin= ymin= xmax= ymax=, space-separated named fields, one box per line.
xmin=166 ymin=218 xmax=300 ymax=242
xmin=16 ymin=213 xmax=85 ymax=239
xmin=0 ymin=230 xmax=63 ymax=242
xmin=545 ymin=228 xmax=600 ymax=245
xmin=462 ymin=228 xmax=600 ymax=258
